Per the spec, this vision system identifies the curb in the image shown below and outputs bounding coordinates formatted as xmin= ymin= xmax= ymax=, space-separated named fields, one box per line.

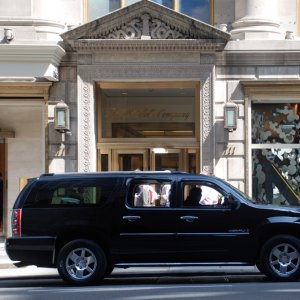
xmin=0 ymin=263 xmax=16 ymax=269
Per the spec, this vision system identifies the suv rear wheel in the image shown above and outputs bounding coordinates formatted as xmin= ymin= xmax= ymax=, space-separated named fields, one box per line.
xmin=57 ymin=239 xmax=107 ymax=285
xmin=259 ymin=235 xmax=300 ymax=281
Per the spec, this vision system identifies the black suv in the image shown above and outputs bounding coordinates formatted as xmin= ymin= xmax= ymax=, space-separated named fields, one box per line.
xmin=5 ymin=171 xmax=300 ymax=285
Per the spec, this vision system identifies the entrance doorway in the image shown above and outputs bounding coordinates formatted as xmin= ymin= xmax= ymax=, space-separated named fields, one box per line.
xmin=99 ymin=147 xmax=198 ymax=173
xmin=96 ymin=81 xmax=200 ymax=173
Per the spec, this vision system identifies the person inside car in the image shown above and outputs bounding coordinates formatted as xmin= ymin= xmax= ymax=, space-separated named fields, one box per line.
xmin=184 ymin=186 xmax=202 ymax=206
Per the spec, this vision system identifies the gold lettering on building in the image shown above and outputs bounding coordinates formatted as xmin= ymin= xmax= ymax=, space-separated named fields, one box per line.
xmin=106 ymin=109 xmax=191 ymax=121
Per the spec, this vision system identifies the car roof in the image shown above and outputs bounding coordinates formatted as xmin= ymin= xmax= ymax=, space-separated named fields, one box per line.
xmin=36 ymin=171 xmax=212 ymax=181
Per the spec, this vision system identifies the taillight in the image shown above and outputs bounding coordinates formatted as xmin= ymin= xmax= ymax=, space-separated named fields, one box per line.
xmin=12 ymin=209 xmax=22 ymax=237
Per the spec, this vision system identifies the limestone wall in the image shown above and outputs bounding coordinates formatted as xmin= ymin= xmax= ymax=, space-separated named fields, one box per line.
xmin=48 ymin=60 xmax=78 ymax=173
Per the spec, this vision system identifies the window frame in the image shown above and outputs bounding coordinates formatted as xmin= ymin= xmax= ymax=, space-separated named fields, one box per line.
xmin=243 ymin=82 xmax=300 ymax=198
xmin=96 ymin=81 xmax=200 ymax=142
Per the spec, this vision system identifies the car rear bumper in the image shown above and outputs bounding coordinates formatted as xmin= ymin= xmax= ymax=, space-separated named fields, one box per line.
xmin=5 ymin=236 xmax=56 ymax=267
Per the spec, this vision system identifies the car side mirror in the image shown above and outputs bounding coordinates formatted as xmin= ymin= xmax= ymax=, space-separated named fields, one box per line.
xmin=224 ymin=193 xmax=239 ymax=209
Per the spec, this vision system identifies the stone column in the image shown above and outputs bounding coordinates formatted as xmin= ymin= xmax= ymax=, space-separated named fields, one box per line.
xmin=231 ymin=0 xmax=282 ymax=40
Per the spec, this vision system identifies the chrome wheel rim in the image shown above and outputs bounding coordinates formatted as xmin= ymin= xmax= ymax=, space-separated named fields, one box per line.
xmin=65 ymin=247 xmax=97 ymax=280
xmin=269 ymin=243 xmax=300 ymax=277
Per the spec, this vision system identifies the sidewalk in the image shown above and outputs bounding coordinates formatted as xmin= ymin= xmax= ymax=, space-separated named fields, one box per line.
xmin=0 ymin=239 xmax=16 ymax=269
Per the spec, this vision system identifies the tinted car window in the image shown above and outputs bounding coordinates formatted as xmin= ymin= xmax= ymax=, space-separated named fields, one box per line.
xmin=128 ymin=180 xmax=173 ymax=208
xmin=23 ymin=178 xmax=120 ymax=208
xmin=183 ymin=181 xmax=226 ymax=207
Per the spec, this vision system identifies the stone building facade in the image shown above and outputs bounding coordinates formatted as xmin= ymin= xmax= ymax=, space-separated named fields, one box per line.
xmin=1 ymin=0 xmax=300 ymax=236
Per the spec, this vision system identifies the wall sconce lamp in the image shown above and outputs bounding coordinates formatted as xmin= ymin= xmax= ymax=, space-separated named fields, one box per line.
xmin=224 ymin=102 xmax=238 ymax=132
xmin=54 ymin=100 xmax=70 ymax=133
xmin=4 ymin=28 xmax=14 ymax=43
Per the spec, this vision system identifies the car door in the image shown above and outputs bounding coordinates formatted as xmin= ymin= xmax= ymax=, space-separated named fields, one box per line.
xmin=116 ymin=177 xmax=179 ymax=263
xmin=173 ymin=178 xmax=254 ymax=263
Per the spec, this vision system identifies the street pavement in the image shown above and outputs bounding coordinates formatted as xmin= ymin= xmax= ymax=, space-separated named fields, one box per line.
xmin=0 ymin=239 xmax=14 ymax=269
xmin=0 ymin=237 xmax=261 ymax=279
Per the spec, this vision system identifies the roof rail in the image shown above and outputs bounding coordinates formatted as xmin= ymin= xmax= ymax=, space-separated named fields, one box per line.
xmin=133 ymin=170 xmax=171 ymax=173
xmin=40 ymin=173 xmax=55 ymax=177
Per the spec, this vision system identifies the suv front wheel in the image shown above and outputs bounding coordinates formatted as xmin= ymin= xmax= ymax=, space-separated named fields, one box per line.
xmin=259 ymin=235 xmax=300 ymax=281
xmin=57 ymin=239 xmax=107 ymax=285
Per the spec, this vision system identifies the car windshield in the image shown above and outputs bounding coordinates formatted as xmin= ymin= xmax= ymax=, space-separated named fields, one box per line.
xmin=217 ymin=178 xmax=256 ymax=204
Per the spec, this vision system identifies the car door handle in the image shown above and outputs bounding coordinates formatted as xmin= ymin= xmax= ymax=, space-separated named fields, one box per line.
xmin=180 ymin=216 xmax=199 ymax=222
xmin=123 ymin=215 xmax=141 ymax=222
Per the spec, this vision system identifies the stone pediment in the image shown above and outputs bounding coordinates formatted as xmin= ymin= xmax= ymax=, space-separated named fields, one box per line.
xmin=61 ymin=0 xmax=230 ymax=50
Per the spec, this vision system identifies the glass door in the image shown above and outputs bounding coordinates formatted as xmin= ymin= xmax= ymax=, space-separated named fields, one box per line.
xmin=98 ymin=147 xmax=199 ymax=172
xmin=112 ymin=149 xmax=148 ymax=171
xmin=151 ymin=149 xmax=183 ymax=171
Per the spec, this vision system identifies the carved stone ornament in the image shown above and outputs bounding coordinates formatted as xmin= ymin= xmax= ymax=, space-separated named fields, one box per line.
xmin=96 ymin=14 xmax=191 ymax=40
xmin=61 ymin=0 xmax=230 ymax=46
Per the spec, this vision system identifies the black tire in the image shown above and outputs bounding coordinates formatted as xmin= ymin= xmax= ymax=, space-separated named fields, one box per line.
xmin=258 ymin=235 xmax=300 ymax=281
xmin=57 ymin=239 xmax=107 ymax=285
xmin=255 ymin=260 xmax=265 ymax=274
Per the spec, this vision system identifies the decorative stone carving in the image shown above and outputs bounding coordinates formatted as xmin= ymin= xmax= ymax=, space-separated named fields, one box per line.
xmin=73 ymin=40 xmax=226 ymax=52
xmin=201 ymin=75 xmax=214 ymax=175
xmin=98 ymin=14 xmax=191 ymax=40
xmin=78 ymin=81 xmax=96 ymax=172
xmin=61 ymin=0 xmax=230 ymax=44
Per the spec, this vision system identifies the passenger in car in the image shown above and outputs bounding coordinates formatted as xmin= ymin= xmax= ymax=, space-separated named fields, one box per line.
xmin=184 ymin=186 xmax=202 ymax=206
xmin=134 ymin=184 xmax=159 ymax=207
xmin=199 ymin=186 xmax=222 ymax=206
xmin=160 ymin=183 xmax=171 ymax=206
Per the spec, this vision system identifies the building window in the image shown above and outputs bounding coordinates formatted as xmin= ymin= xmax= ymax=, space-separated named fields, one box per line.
xmin=179 ymin=0 xmax=211 ymax=23
xmin=87 ymin=0 xmax=120 ymax=20
xmin=251 ymin=102 xmax=300 ymax=206
xmin=151 ymin=0 xmax=173 ymax=9
xmin=98 ymin=82 xmax=197 ymax=139
xmin=124 ymin=0 xmax=140 ymax=5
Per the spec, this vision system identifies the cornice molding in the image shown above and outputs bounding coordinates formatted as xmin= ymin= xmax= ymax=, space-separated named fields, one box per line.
xmin=0 ymin=44 xmax=66 ymax=81
xmin=0 ymin=128 xmax=15 ymax=138
xmin=0 ymin=82 xmax=52 ymax=98
xmin=0 ymin=18 xmax=65 ymax=29
xmin=77 ymin=64 xmax=213 ymax=80
xmin=0 ymin=44 xmax=65 ymax=65
xmin=242 ymin=80 xmax=300 ymax=98
xmin=73 ymin=39 xmax=226 ymax=52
